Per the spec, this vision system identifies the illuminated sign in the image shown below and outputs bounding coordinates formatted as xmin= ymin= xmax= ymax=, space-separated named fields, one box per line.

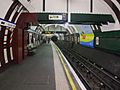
xmin=49 ymin=15 xmax=62 ymax=20
xmin=0 ymin=18 xmax=16 ymax=28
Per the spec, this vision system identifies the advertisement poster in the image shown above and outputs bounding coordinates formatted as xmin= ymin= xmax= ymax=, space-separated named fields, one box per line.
xmin=80 ymin=25 xmax=94 ymax=48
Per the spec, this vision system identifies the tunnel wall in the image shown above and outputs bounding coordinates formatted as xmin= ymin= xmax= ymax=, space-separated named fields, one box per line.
xmin=0 ymin=0 xmax=23 ymax=72
xmin=94 ymin=31 xmax=120 ymax=54
xmin=0 ymin=0 xmax=26 ymax=72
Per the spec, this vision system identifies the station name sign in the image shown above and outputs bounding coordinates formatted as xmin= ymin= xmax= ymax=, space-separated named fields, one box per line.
xmin=49 ymin=15 xmax=62 ymax=20
xmin=0 ymin=18 xmax=16 ymax=28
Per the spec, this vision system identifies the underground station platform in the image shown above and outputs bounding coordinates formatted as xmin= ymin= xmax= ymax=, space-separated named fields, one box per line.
xmin=0 ymin=41 xmax=84 ymax=90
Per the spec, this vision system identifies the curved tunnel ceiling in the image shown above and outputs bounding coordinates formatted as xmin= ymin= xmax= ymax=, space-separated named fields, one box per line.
xmin=43 ymin=24 xmax=73 ymax=34
xmin=104 ymin=0 xmax=120 ymax=23
xmin=43 ymin=24 xmax=91 ymax=34
xmin=1 ymin=0 xmax=119 ymax=34
xmin=27 ymin=0 xmax=120 ymax=32
xmin=29 ymin=0 xmax=120 ymax=22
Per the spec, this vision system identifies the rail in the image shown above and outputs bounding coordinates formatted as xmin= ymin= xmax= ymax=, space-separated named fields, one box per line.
xmin=56 ymin=42 xmax=120 ymax=90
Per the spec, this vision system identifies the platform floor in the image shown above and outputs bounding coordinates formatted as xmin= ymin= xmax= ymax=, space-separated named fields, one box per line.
xmin=51 ymin=42 xmax=70 ymax=90
xmin=0 ymin=42 xmax=72 ymax=90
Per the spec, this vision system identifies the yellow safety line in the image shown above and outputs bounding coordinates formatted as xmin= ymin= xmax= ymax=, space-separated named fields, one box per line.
xmin=55 ymin=45 xmax=77 ymax=90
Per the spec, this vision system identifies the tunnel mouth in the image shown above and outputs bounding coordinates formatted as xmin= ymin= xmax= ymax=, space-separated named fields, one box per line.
xmin=51 ymin=35 xmax=58 ymax=42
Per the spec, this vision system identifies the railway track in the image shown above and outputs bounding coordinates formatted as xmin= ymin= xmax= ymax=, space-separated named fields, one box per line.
xmin=57 ymin=44 xmax=120 ymax=90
